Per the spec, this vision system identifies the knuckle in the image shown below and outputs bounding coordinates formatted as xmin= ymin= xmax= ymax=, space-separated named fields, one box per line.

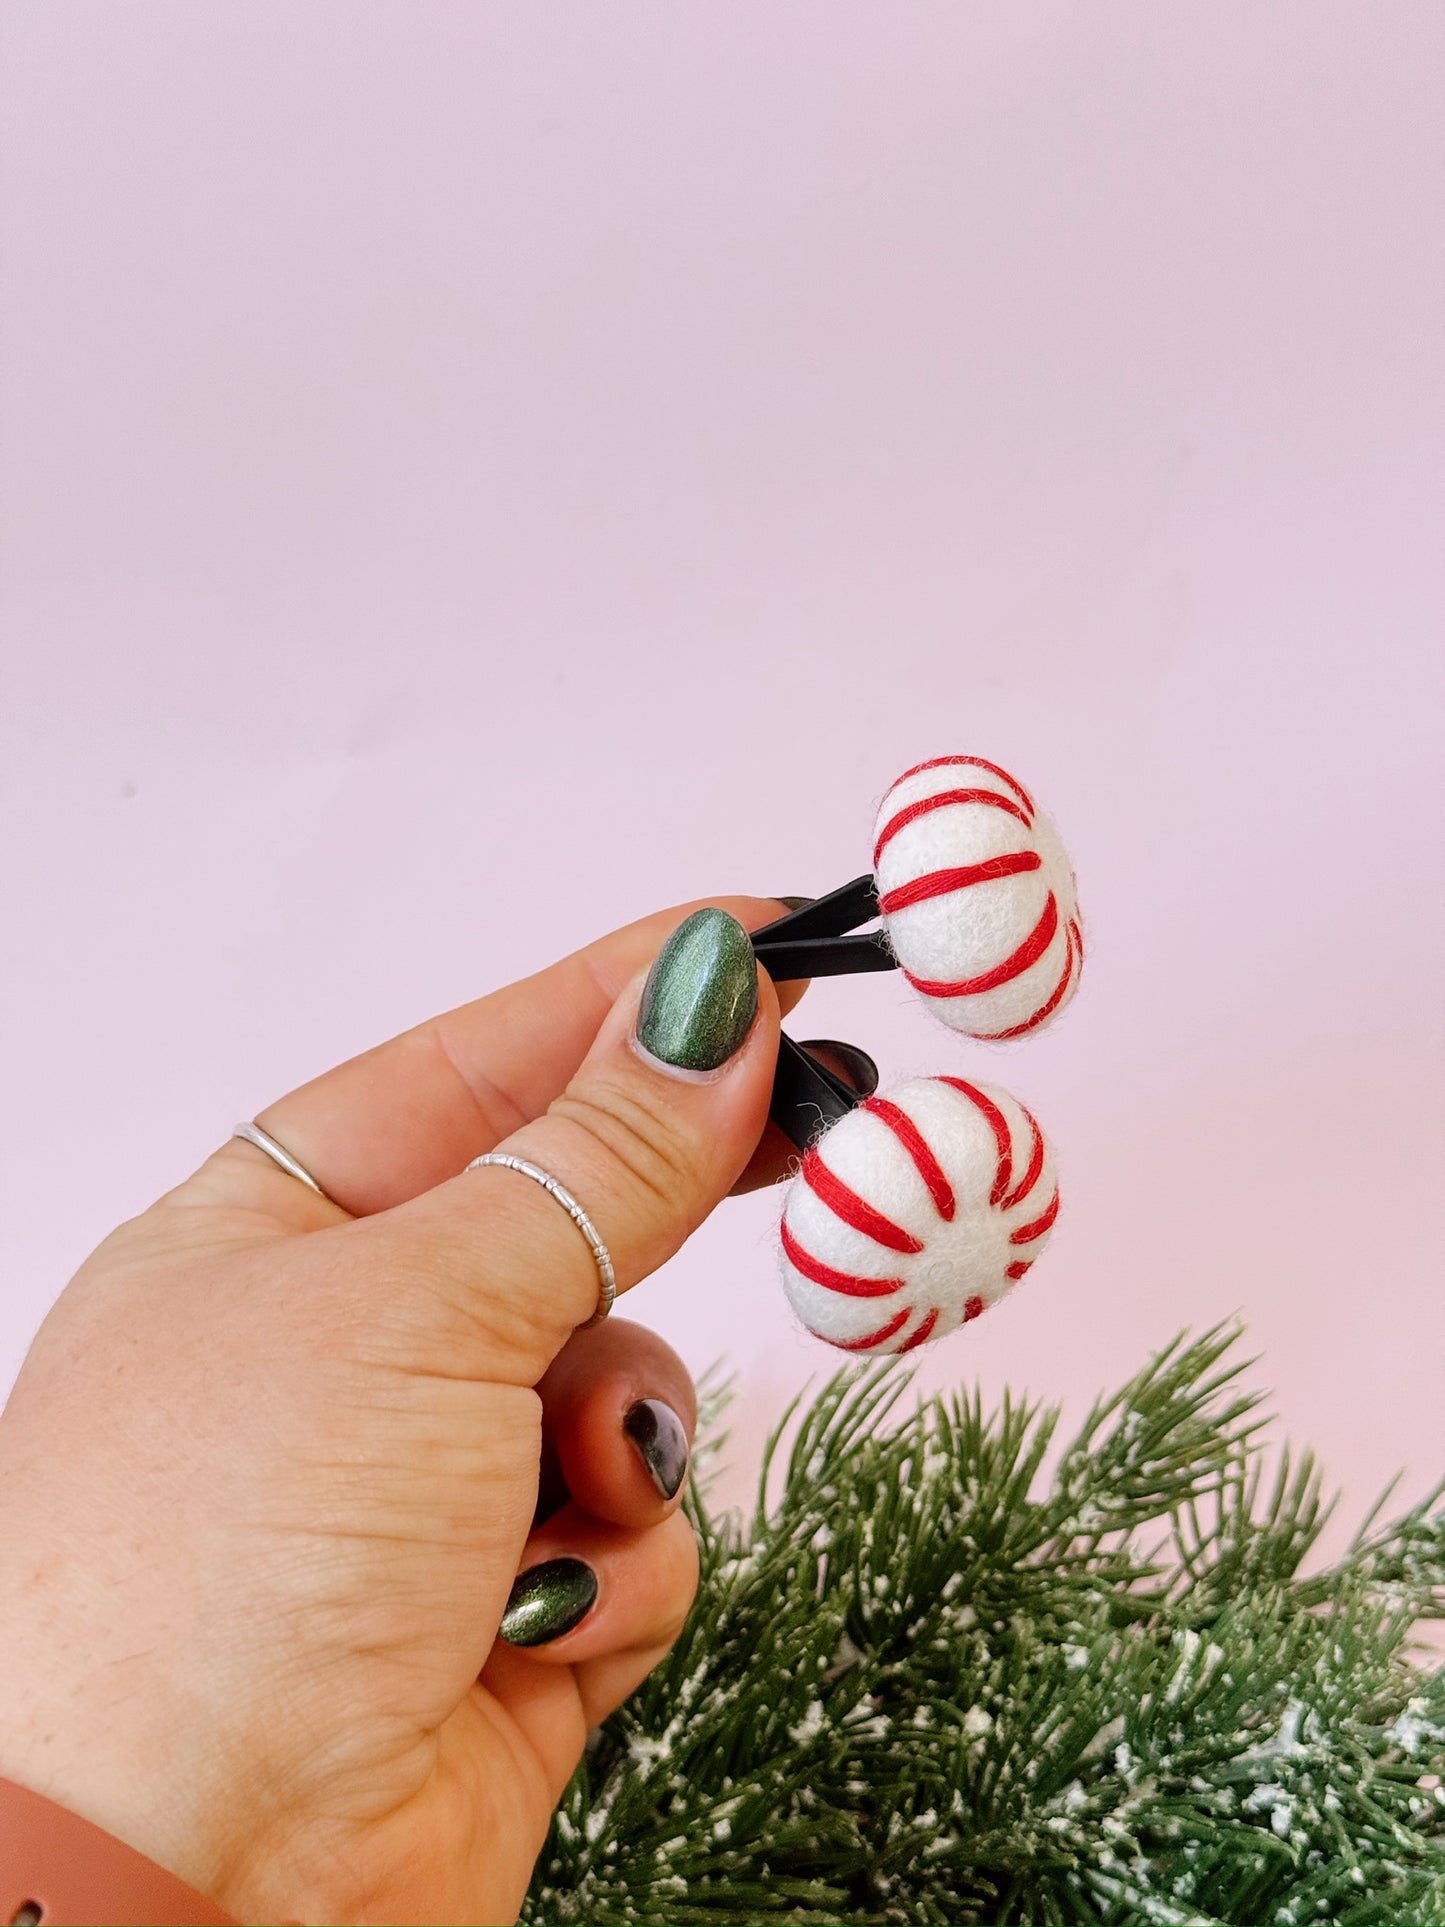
xmin=342 ymin=1224 xmax=543 ymax=1376
xmin=549 ymin=1078 xmax=700 ymax=1218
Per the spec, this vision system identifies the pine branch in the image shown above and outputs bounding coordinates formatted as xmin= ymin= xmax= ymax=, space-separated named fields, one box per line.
xmin=523 ymin=1331 xmax=1445 ymax=1926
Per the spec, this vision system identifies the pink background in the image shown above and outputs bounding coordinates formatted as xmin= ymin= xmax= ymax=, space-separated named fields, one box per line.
xmin=3 ymin=6 xmax=1442 ymax=1530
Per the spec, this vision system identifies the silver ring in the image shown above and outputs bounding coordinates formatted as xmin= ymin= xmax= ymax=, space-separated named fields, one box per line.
xmin=465 ymin=1153 xmax=615 ymax=1327
xmin=232 ymin=1121 xmax=335 ymax=1203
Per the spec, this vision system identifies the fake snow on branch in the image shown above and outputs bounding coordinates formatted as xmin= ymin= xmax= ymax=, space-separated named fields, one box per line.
xmin=524 ymin=1328 xmax=1445 ymax=1927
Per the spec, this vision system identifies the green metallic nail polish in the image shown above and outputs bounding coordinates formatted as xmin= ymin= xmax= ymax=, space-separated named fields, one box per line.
xmin=636 ymin=908 xmax=759 ymax=1072
xmin=499 ymin=1557 xmax=598 ymax=1647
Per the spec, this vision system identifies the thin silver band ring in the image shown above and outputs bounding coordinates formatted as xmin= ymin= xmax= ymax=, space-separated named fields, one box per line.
xmin=465 ymin=1152 xmax=616 ymax=1327
xmin=228 ymin=1130 xmax=612 ymax=1325
xmin=231 ymin=1121 xmax=336 ymax=1203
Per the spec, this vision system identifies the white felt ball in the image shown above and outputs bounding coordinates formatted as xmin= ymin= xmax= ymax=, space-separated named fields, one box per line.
xmin=874 ymin=755 xmax=1083 ymax=1039
xmin=779 ymin=1074 xmax=1059 ymax=1354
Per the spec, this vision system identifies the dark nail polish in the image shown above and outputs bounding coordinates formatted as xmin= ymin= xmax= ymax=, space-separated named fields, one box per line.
xmin=499 ymin=1557 xmax=598 ymax=1647
xmin=775 ymin=896 xmax=814 ymax=912
xmin=624 ymin=1398 xmax=690 ymax=1500
xmin=636 ymin=908 xmax=759 ymax=1072
xmin=798 ymin=1038 xmax=880 ymax=1098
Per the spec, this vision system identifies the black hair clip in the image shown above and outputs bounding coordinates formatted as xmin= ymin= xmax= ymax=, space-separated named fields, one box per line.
xmin=751 ymin=878 xmax=895 ymax=1150
xmin=751 ymin=875 xmax=894 ymax=983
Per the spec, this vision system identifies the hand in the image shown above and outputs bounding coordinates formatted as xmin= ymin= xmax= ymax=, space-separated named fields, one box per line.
xmin=0 ymin=898 xmax=813 ymax=1925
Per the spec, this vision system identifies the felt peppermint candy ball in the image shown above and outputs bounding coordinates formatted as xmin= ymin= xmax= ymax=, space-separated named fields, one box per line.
xmin=875 ymin=756 xmax=1083 ymax=1040
xmin=780 ymin=1075 xmax=1058 ymax=1354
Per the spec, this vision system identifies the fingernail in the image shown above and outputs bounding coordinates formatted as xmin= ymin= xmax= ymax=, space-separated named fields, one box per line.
xmin=636 ymin=908 xmax=759 ymax=1072
xmin=799 ymin=1038 xmax=880 ymax=1098
xmin=624 ymin=1398 xmax=690 ymax=1500
xmin=499 ymin=1557 xmax=598 ymax=1647
xmin=775 ymin=895 xmax=814 ymax=912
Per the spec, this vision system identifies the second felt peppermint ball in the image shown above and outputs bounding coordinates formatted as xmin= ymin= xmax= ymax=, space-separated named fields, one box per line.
xmin=874 ymin=755 xmax=1083 ymax=1040
xmin=779 ymin=1074 xmax=1059 ymax=1354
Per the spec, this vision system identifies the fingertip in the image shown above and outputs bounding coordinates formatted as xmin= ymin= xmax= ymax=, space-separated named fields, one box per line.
xmin=537 ymin=1320 xmax=696 ymax=1528
xmin=491 ymin=1507 xmax=699 ymax=1666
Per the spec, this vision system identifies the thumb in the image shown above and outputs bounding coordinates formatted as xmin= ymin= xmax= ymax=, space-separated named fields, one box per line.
xmin=368 ymin=909 xmax=779 ymax=1382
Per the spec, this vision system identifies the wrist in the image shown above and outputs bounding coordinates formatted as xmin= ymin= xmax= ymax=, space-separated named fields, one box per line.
xmin=0 ymin=1776 xmax=237 ymax=1926
xmin=0 ymin=1625 xmax=227 ymax=1909
xmin=0 ymin=1487 xmax=242 ymax=1914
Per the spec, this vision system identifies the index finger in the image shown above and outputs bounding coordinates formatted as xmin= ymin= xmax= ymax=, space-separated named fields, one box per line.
xmin=196 ymin=895 xmax=803 ymax=1218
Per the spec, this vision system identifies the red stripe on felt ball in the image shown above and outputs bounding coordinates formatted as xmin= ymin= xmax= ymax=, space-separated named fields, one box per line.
xmin=780 ymin=1220 xmax=905 ymax=1298
xmin=936 ymin=1077 xmax=1013 ymax=1205
xmin=802 ymin=1148 xmax=924 ymax=1254
xmin=1009 ymin=1190 xmax=1060 ymax=1246
xmin=806 ymin=1307 xmax=911 ymax=1352
xmin=963 ymin=1295 xmax=986 ymax=1321
xmin=878 ymin=851 xmax=1041 ymax=915
xmin=873 ymin=786 xmax=1032 ymax=865
xmin=892 ymin=755 xmax=1035 ymax=817
xmin=1001 ymin=1108 xmax=1045 ymax=1211
xmin=1005 ymin=1260 xmax=1033 ymax=1281
xmin=902 ymin=893 xmax=1059 ymax=999
xmin=861 ymin=1095 xmax=957 ymax=1222
xmin=897 ymin=1307 xmax=940 ymax=1353
xmin=974 ymin=923 xmax=1077 ymax=1041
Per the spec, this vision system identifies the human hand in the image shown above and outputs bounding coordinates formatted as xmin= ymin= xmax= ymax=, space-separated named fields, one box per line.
xmin=0 ymin=899 xmax=824 ymax=1924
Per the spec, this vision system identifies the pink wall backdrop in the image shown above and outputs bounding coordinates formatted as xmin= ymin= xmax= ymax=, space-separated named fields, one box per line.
xmin=3 ymin=6 xmax=1442 ymax=1531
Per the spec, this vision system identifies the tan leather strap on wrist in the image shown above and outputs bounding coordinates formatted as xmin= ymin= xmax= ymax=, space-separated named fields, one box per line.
xmin=0 ymin=1777 xmax=236 ymax=1926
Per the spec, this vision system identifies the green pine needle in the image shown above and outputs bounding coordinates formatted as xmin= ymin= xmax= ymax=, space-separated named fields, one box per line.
xmin=523 ymin=1328 xmax=1445 ymax=1926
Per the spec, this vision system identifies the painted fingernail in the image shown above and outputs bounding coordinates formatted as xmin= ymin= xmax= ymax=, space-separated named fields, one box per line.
xmin=499 ymin=1557 xmax=598 ymax=1647
xmin=775 ymin=895 xmax=814 ymax=912
xmin=798 ymin=1038 xmax=880 ymax=1098
xmin=636 ymin=908 xmax=759 ymax=1072
xmin=624 ymin=1398 xmax=690 ymax=1500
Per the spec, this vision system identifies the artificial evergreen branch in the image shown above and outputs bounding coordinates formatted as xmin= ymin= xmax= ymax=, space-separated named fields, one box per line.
xmin=523 ymin=1328 xmax=1445 ymax=1926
